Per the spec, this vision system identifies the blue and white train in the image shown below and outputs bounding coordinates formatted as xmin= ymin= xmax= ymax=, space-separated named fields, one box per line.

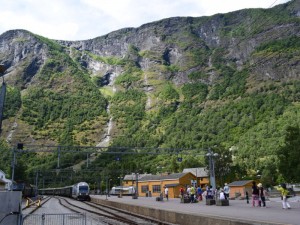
xmin=110 ymin=186 xmax=136 ymax=196
xmin=39 ymin=182 xmax=90 ymax=201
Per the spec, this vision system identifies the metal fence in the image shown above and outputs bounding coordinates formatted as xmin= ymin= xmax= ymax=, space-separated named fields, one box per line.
xmin=21 ymin=213 xmax=86 ymax=225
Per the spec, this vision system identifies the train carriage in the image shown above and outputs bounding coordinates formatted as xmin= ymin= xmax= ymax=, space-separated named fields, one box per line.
xmin=39 ymin=181 xmax=90 ymax=201
xmin=110 ymin=186 xmax=136 ymax=196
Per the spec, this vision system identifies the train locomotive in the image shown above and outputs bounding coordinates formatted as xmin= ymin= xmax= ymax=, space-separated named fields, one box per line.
xmin=39 ymin=181 xmax=90 ymax=201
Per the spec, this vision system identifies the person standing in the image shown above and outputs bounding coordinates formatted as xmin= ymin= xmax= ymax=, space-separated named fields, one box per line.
xmin=186 ymin=185 xmax=191 ymax=197
xmin=252 ymin=181 xmax=259 ymax=207
xmin=219 ymin=189 xmax=225 ymax=200
xmin=224 ymin=183 xmax=230 ymax=199
xmin=190 ymin=185 xmax=196 ymax=203
xmin=180 ymin=187 xmax=184 ymax=200
xmin=245 ymin=191 xmax=249 ymax=204
xmin=164 ymin=186 xmax=169 ymax=201
xmin=206 ymin=186 xmax=214 ymax=199
xmin=197 ymin=186 xmax=203 ymax=201
xmin=276 ymin=183 xmax=291 ymax=209
xmin=257 ymin=183 xmax=266 ymax=207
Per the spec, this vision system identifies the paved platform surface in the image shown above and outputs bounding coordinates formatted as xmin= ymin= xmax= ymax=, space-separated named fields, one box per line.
xmin=91 ymin=195 xmax=300 ymax=225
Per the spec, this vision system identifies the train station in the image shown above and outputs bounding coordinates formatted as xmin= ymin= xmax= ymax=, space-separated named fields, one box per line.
xmin=90 ymin=194 xmax=300 ymax=225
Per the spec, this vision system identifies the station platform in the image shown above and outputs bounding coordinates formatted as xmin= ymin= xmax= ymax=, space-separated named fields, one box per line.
xmin=90 ymin=195 xmax=300 ymax=225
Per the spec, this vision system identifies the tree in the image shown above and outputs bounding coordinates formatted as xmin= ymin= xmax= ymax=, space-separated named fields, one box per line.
xmin=277 ymin=126 xmax=300 ymax=183
xmin=212 ymin=146 xmax=234 ymax=186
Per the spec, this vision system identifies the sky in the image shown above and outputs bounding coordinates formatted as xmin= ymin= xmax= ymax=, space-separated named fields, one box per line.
xmin=0 ymin=0 xmax=291 ymax=41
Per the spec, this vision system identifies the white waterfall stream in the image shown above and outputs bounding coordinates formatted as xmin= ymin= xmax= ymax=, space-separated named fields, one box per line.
xmin=96 ymin=72 xmax=117 ymax=147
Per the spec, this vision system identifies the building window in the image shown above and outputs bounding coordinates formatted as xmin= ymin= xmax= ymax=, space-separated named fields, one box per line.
xmin=141 ymin=185 xmax=149 ymax=193
xmin=152 ymin=185 xmax=161 ymax=193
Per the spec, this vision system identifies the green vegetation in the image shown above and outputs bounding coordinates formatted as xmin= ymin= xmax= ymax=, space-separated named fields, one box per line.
xmin=86 ymin=51 xmax=127 ymax=66
xmin=3 ymin=86 xmax=22 ymax=119
xmin=277 ymin=126 xmax=300 ymax=183
xmin=0 ymin=1 xmax=299 ymax=188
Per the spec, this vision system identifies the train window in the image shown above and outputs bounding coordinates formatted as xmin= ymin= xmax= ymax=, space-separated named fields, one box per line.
xmin=79 ymin=186 xmax=88 ymax=191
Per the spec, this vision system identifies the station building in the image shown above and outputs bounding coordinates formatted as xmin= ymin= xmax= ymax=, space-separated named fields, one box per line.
xmin=122 ymin=167 xmax=210 ymax=198
xmin=227 ymin=180 xmax=254 ymax=198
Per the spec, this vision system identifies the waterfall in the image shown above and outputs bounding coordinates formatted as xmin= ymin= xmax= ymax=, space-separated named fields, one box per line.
xmin=96 ymin=71 xmax=117 ymax=147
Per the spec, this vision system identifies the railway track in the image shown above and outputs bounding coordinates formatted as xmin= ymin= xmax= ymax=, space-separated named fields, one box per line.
xmin=22 ymin=196 xmax=51 ymax=218
xmin=58 ymin=197 xmax=176 ymax=225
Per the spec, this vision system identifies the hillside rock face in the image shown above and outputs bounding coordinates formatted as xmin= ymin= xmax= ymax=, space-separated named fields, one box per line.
xmin=0 ymin=30 xmax=48 ymax=88
xmin=0 ymin=0 xmax=299 ymax=147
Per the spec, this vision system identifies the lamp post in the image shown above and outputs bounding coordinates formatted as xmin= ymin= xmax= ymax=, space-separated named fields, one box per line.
xmin=105 ymin=177 xmax=111 ymax=200
xmin=157 ymin=166 xmax=164 ymax=198
xmin=108 ymin=178 xmax=112 ymax=197
xmin=118 ymin=176 xmax=123 ymax=198
xmin=206 ymin=148 xmax=219 ymax=190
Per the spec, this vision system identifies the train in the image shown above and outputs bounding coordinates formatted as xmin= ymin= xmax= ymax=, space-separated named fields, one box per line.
xmin=110 ymin=186 xmax=136 ymax=196
xmin=39 ymin=181 xmax=90 ymax=201
xmin=13 ymin=181 xmax=37 ymax=198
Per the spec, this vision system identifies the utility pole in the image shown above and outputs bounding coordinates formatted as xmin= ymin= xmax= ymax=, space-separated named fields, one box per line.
xmin=0 ymin=64 xmax=7 ymax=135
xmin=206 ymin=148 xmax=218 ymax=190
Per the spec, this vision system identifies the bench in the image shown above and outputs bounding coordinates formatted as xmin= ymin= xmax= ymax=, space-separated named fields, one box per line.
xmin=216 ymin=199 xmax=229 ymax=206
xmin=206 ymin=199 xmax=216 ymax=205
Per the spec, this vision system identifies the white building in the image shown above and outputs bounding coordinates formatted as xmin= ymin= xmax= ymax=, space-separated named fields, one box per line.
xmin=0 ymin=169 xmax=12 ymax=190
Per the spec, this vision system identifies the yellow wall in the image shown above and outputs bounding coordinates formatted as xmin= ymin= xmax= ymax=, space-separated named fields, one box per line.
xmin=229 ymin=183 xmax=253 ymax=198
xmin=122 ymin=173 xmax=210 ymax=198
xmin=197 ymin=177 xmax=209 ymax=188
xmin=137 ymin=173 xmax=197 ymax=198
xmin=123 ymin=180 xmax=135 ymax=186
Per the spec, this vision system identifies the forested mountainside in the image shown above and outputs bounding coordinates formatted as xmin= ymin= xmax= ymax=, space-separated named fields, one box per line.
xmin=0 ymin=0 xmax=300 ymax=187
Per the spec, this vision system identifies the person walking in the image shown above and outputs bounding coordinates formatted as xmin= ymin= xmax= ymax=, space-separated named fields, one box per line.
xmin=252 ymin=181 xmax=259 ymax=207
xmin=276 ymin=183 xmax=291 ymax=209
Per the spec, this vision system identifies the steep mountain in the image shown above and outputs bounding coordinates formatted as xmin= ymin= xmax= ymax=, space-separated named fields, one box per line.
xmin=0 ymin=0 xmax=300 ymax=184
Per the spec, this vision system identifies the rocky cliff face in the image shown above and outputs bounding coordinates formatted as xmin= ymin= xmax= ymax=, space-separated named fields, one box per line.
xmin=0 ymin=0 xmax=299 ymax=147
xmin=0 ymin=30 xmax=48 ymax=88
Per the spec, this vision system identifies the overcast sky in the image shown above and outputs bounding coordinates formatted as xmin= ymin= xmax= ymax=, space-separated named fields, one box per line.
xmin=0 ymin=0 xmax=291 ymax=41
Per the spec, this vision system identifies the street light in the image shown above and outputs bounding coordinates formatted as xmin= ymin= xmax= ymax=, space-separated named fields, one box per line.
xmin=206 ymin=148 xmax=219 ymax=190
xmin=108 ymin=179 xmax=112 ymax=197
xmin=157 ymin=166 xmax=164 ymax=198
xmin=106 ymin=177 xmax=112 ymax=199
xmin=132 ymin=172 xmax=139 ymax=199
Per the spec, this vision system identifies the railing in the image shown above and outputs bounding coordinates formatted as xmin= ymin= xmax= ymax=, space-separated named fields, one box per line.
xmin=21 ymin=213 xmax=86 ymax=225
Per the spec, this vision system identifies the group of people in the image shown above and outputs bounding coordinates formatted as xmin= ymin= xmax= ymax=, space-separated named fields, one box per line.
xmin=251 ymin=181 xmax=293 ymax=209
xmin=251 ymin=181 xmax=268 ymax=207
xmin=180 ymin=185 xmax=204 ymax=203
xmin=179 ymin=183 xmax=231 ymax=202
xmin=177 ymin=181 xmax=293 ymax=210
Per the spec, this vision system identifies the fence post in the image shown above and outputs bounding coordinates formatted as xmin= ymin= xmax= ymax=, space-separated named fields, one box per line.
xmin=42 ymin=213 xmax=45 ymax=225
